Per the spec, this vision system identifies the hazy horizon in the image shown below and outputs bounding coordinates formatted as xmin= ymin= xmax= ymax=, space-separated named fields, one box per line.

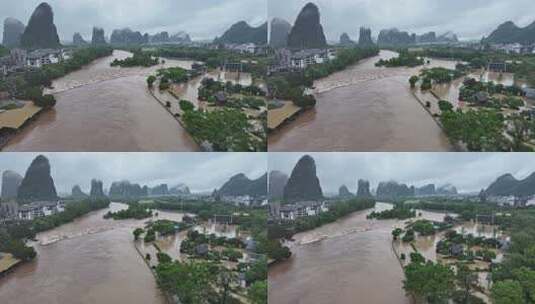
xmin=269 ymin=153 xmax=535 ymax=194
xmin=0 ymin=0 xmax=267 ymax=42
xmin=0 ymin=153 xmax=267 ymax=195
xmin=268 ymin=0 xmax=535 ymax=42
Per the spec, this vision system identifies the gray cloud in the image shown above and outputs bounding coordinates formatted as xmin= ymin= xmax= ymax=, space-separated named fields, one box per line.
xmin=268 ymin=0 xmax=535 ymax=41
xmin=1 ymin=0 xmax=267 ymax=42
xmin=269 ymin=153 xmax=535 ymax=194
xmin=0 ymin=153 xmax=267 ymax=194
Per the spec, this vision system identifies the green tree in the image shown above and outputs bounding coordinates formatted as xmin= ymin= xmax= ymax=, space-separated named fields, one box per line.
xmin=410 ymin=252 xmax=426 ymax=264
xmin=438 ymin=100 xmax=453 ymax=113
xmin=509 ymin=115 xmax=530 ymax=151
xmin=156 ymin=252 xmax=172 ymax=264
xmin=491 ymin=280 xmax=524 ymax=304
xmin=456 ymin=263 xmax=478 ymax=303
xmin=409 ymin=75 xmax=419 ymax=88
xmin=179 ymin=99 xmax=195 ymax=112
xmin=392 ymin=228 xmax=403 ymax=240
xmin=34 ymin=94 xmax=56 ymax=108
xmin=133 ymin=228 xmax=144 ymax=241
xmin=403 ymin=261 xmax=455 ymax=303
xmin=147 ymin=75 xmax=156 ymax=88
xmin=512 ymin=267 xmax=535 ymax=303
xmin=155 ymin=261 xmax=217 ymax=304
xmin=248 ymin=280 xmax=267 ymax=304
xmin=182 ymin=108 xmax=252 ymax=151
xmin=245 ymin=257 xmax=268 ymax=284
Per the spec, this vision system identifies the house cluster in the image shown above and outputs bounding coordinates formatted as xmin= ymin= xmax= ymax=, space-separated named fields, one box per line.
xmin=222 ymin=43 xmax=268 ymax=56
xmin=270 ymin=201 xmax=329 ymax=221
xmin=0 ymin=200 xmax=65 ymax=221
xmin=269 ymin=48 xmax=337 ymax=74
xmin=220 ymin=195 xmax=268 ymax=207
xmin=17 ymin=200 xmax=66 ymax=220
xmin=490 ymin=43 xmax=535 ymax=55
xmin=0 ymin=49 xmax=27 ymax=77
xmin=487 ymin=195 xmax=535 ymax=207
xmin=0 ymin=48 xmax=72 ymax=77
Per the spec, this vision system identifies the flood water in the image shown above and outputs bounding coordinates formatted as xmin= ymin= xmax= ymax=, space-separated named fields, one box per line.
xmin=0 ymin=202 xmax=186 ymax=304
xmin=268 ymin=202 xmax=459 ymax=304
xmin=268 ymin=50 xmax=455 ymax=152
xmin=3 ymin=50 xmax=199 ymax=152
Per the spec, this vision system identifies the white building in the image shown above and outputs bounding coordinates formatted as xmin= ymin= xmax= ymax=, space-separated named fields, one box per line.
xmin=279 ymin=201 xmax=327 ymax=220
xmin=26 ymin=49 xmax=70 ymax=68
xmin=290 ymin=49 xmax=336 ymax=69
xmin=221 ymin=195 xmax=253 ymax=206
xmin=17 ymin=201 xmax=65 ymax=220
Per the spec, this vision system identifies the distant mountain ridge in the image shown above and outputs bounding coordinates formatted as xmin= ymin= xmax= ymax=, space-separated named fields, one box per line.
xmin=215 ymin=21 xmax=267 ymax=45
xmin=376 ymin=181 xmax=414 ymax=200
xmin=217 ymin=173 xmax=267 ymax=197
xmin=485 ymin=173 xmax=535 ymax=197
xmin=483 ymin=21 xmax=535 ymax=44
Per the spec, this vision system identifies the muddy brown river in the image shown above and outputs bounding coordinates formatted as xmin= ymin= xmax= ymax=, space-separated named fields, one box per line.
xmin=0 ymin=202 xmax=187 ymax=304
xmin=268 ymin=202 xmax=458 ymax=304
xmin=268 ymin=50 xmax=455 ymax=152
xmin=3 ymin=50 xmax=199 ymax=152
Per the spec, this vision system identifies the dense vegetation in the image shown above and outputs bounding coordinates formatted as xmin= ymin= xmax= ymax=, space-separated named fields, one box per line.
xmin=267 ymin=47 xmax=379 ymax=108
xmin=459 ymin=78 xmax=525 ymax=104
xmin=153 ymin=46 xmax=268 ymax=79
xmin=376 ymin=50 xmax=424 ymax=67
xmin=411 ymin=199 xmax=501 ymax=222
xmin=400 ymin=200 xmax=535 ymax=304
xmin=0 ymin=198 xmax=110 ymax=261
xmin=154 ymin=67 xmax=194 ymax=90
xmin=198 ymin=78 xmax=265 ymax=102
xmin=103 ymin=202 xmax=152 ymax=220
xmin=419 ymin=46 xmax=535 ymax=85
xmin=403 ymin=256 xmax=457 ymax=303
xmin=368 ymin=204 xmax=416 ymax=220
xmin=0 ymin=46 xmax=113 ymax=106
xmin=440 ymin=107 xmax=508 ymax=151
xmin=293 ymin=198 xmax=376 ymax=233
xmin=491 ymin=208 xmax=535 ymax=304
xmin=140 ymin=197 xmax=267 ymax=304
xmin=182 ymin=108 xmax=263 ymax=152
xmin=110 ymin=51 xmax=159 ymax=67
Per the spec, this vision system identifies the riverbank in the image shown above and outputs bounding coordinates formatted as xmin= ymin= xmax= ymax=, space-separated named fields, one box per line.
xmin=2 ymin=50 xmax=199 ymax=152
xmin=0 ymin=253 xmax=21 ymax=277
xmin=147 ymin=83 xmax=201 ymax=149
xmin=269 ymin=202 xmax=411 ymax=304
xmin=267 ymin=100 xmax=305 ymax=132
xmin=0 ymin=104 xmax=45 ymax=150
xmin=0 ymin=202 xmax=169 ymax=304
xmin=268 ymin=50 xmax=453 ymax=152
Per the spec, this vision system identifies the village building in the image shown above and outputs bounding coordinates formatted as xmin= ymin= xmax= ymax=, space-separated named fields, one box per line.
xmin=290 ymin=49 xmax=337 ymax=69
xmin=279 ymin=201 xmax=328 ymax=220
xmin=26 ymin=49 xmax=71 ymax=68
xmin=0 ymin=49 xmax=27 ymax=77
xmin=17 ymin=200 xmax=65 ymax=221
xmin=220 ymin=195 xmax=253 ymax=206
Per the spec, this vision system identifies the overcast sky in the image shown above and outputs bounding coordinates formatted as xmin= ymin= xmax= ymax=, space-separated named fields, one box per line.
xmin=0 ymin=0 xmax=267 ymax=42
xmin=0 ymin=153 xmax=267 ymax=195
xmin=269 ymin=0 xmax=535 ymax=42
xmin=269 ymin=153 xmax=535 ymax=194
